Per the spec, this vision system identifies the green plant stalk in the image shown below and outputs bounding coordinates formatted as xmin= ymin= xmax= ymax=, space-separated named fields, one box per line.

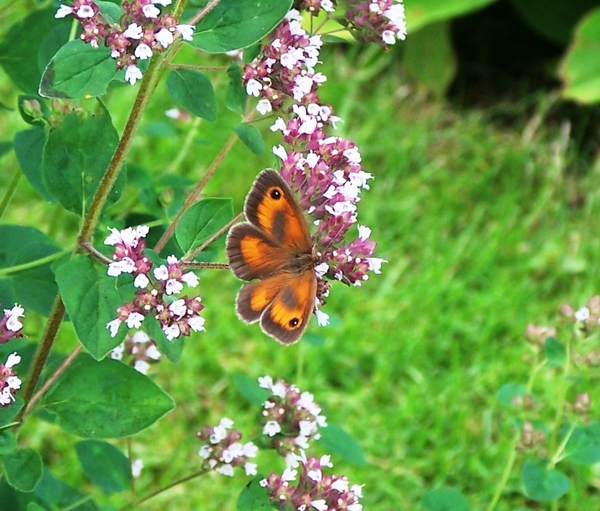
xmin=117 ymin=468 xmax=208 ymax=510
xmin=78 ymin=52 xmax=166 ymax=246
xmin=0 ymin=248 xmax=70 ymax=276
xmin=548 ymin=336 xmax=571 ymax=462
xmin=166 ymin=115 xmax=202 ymax=177
xmin=0 ymin=170 xmax=21 ymax=220
xmin=486 ymin=357 xmax=546 ymax=511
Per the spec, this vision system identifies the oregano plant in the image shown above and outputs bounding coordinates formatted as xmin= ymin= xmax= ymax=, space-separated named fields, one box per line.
xmin=0 ymin=1 xmax=406 ymax=509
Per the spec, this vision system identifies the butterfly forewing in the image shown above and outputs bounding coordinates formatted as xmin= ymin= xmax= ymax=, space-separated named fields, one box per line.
xmin=245 ymin=169 xmax=312 ymax=253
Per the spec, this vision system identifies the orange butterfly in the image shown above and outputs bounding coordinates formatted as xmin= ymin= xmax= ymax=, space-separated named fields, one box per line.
xmin=226 ymin=169 xmax=318 ymax=344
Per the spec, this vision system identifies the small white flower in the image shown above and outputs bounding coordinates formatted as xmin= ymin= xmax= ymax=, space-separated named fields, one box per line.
xmin=134 ymin=360 xmax=150 ymax=374
xmin=187 ymin=315 xmax=205 ymax=332
xmin=134 ymin=273 xmax=150 ymax=288
xmin=131 ymin=459 xmax=144 ymax=478
xmin=176 ymin=24 xmax=195 ymax=41
xmin=165 ymin=279 xmax=183 ymax=295
xmin=155 ymin=28 xmax=174 ymax=48
xmin=281 ymin=467 xmax=297 ymax=481
xmin=163 ymin=323 xmax=180 ymax=341
xmin=5 ymin=352 xmax=21 ymax=368
xmin=314 ymin=262 xmax=329 ymax=278
xmin=181 ymin=272 xmax=199 ymax=287
xmin=575 ymin=307 xmax=590 ymax=322
xmin=142 ymin=3 xmax=160 ymax=18
xmin=315 ymin=308 xmax=329 ymax=327
xmin=321 ymin=0 xmax=335 ymax=12
xmin=153 ymin=265 xmax=169 ymax=281
xmin=263 ymin=420 xmax=281 ymax=437
xmin=165 ymin=108 xmax=182 ymax=119
xmin=5 ymin=304 xmax=24 ymax=332
xmin=55 ymin=5 xmax=73 ymax=18
xmin=382 ymin=30 xmax=396 ymax=45
xmin=358 ymin=225 xmax=372 ymax=240
xmin=258 ymin=375 xmax=274 ymax=390
xmin=146 ymin=344 xmax=161 ymax=360
xmin=110 ymin=344 xmax=125 ymax=360
xmin=125 ymin=65 xmax=143 ymax=85
xmin=246 ymin=78 xmax=262 ymax=97
xmin=123 ymin=23 xmax=143 ymax=40
xmin=272 ymin=381 xmax=287 ymax=398
xmin=126 ymin=312 xmax=144 ymax=329
xmin=135 ymin=43 xmax=153 ymax=60
xmin=107 ymin=318 xmax=122 ymax=338
xmin=244 ymin=462 xmax=257 ymax=476
xmin=216 ymin=464 xmax=234 ymax=477
xmin=256 ymin=99 xmax=272 ymax=115
xmin=169 ymin=299 xmax=186 ymax=317
xmin=366 ymin=257 xmax=386 ymax=274
xmin=76 ymin=5 xmax=95 ymax=18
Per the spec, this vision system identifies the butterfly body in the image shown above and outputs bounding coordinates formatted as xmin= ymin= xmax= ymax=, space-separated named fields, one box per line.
xmin=226 ymin=169 xmax=318 ymax=344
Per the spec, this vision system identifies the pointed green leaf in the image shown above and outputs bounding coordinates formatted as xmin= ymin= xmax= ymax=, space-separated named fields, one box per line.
xmin=166 ymin=69 xmax=216 ymax=121
xmin=564 ymin=423 xmax=600 ymax=465
xmin=35 ymin=469 xmax=98 ymax=511
xmin=522 ymin=460 xmax=570 ymax=502
xmin=40 ymin=40 xmax=120 ymax=99
xmin=0 ymin=397 xmax=24 ymax=429
xmin=233 ymin=373 xmax=269 ymax=406
xmin=14 ymin=128 xmax=55 ymax=203
xmin=234 ymin=123 xmax=265 ymax=155
xmin=42 ymin=107 xmax=124 ymax=215
xmin=421 ymin=487 xmax=471 ymax=511
xmin=226 ymin=63 xmax=247 ymax=115
xmin=405 ymin=0 xmax=496 ymax=32
xmin=318 ymin=422 xmax=366 ymax=466
xmin=54 ymin=254 xmax=131 ymax=359
xmin=75 ymin=440 xmax=130 ymax=495
xmin=176 ymin=197 xmax=234 ymax=255
xmin=42 ymin=353 xmax=175 ymax=438
xmin=142 ymin=314 xmax=185 ymax=364
xmin=496 ymin=383 xmax=529 ymax=406
xmin=0 ymin=8 xmax=67 ymax=94
xmin=544 ymin=337 xmax=566 ymax=367
xmin=560 ymin=7 xmax=600 ymax=104
xmin=237 ymin=475 xmax=274 ymax=510
xmin=1 ymin=448 xmax=43 ymax=492
xmin=192 ymin=0 xmax=292 ymax=53
xmin=0 ymin=431 xmax=17 ymax=455
xmin=0 ymin=225 xmax=60 ymax=316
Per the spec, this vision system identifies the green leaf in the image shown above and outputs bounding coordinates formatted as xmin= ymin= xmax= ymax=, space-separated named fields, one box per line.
xmin=192 ymin=0 xmax=292 ymax=53
xmin=14 ymin=128 xmax=55 ymax=203
xmin=27 ymin=502 xmax=47 ymax=511
xmin=237 ymin=475 xmax=274 ymax=510
xmin=226 ymin=63 xmax=247 ymax=115
xmin=560 ymin=7 xmax=600 ymax=104
xmin=233 ymin=373 xmax=269 ymax=406
xmin=403 ymin=21 xmax=456 ymax=98
xmin=75 ymin=440 xmax=130 ymax=495
xmin=42 ymin=353 xmax=175 ymax=438
xmin=35 ymin=469 xmax=99 ymax=511
xmin=142 ymin=314 xmax=185 ymax=364
xmin=544 ymin=337 xmax=566 ymax=367
xmin=0 ymin=397 xmax=24 ymax=429
xmin=243 ymin=44 xmax=262 ymax=63
xmin=54 ymin=254 xmax=131 ymax=359
xmin=176 ymin=198 xmax=234 ymax=255
xmin=0 ymin=431 xmax=18 ymax=455
xmin=39 ymin=22 xmax=72 ymax=74
xmin=405 ymin=0 xmax=496 ymax=32
xmin=564 ymin=423 xmax=600 ymax=465
xmin=0 ymin=8 xmax=67 ymax=94
xmin=234 ymin=123 xmax=265 ymax=155
xmin=40 ymin=40 xmax=120 ymax=99
xmin=522 ymin=460 xmax=570 ymax=502
xmin=166 ymin=69 xmax=216 ymax=121
xmin=421 ymin=487 xmax=471 ymax=511
xmin=96 ymin=1 xmax=125 ymax=24
xmin=1 ymin=448 xmax=43 ymax=492
xmin=496 ymin=382 xmax=528 ymax=406
xmin=0 ymin=225 xmax=60 ymax=316
xmin=42 ymin=107 xmax=124 ymax=215
xmin=318 ymin=422 xmax=366 ymax=466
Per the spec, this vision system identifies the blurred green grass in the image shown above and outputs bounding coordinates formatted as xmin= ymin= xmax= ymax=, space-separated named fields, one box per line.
xmin=2 ymin=32 xmax=600 ymax=511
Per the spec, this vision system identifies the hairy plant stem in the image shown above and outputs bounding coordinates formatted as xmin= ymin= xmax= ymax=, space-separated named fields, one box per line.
xmin=154 ymin=131 xmax=238 ymax=253
xmin=0 ymin=171 xmax=21 ymax=220
xmin=117 ymin=468 xmax=208 ymax=510
xmin=486 ymin=358 xmax=546 ymax=511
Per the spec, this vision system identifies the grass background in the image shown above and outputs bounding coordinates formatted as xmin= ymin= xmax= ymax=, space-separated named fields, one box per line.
xmin=2 ymin=6 xmax=600 ymax=511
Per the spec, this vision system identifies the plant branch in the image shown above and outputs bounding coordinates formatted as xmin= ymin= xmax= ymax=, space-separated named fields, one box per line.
xmin=0 ymin=170 xmax=21 ymax=220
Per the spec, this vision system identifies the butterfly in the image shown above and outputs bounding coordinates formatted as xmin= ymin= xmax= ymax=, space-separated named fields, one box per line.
xmin=226 ymin=169 xmax=318 ymax=344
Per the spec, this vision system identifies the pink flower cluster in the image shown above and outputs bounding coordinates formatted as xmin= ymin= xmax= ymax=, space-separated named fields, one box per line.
xmin=197 ymin=418 xmax=258 ymax=477
xmin=258 ymin=376 xmax=327 ymax=462
xmin=344 ymin=0 xmax=407 ymax=46
xmin=0 ymin=352 xmax=22 ymax=407
xmin=104 ymin=226 xmax=205 ymax=341
xmin=242 ymin=10 xmax=387 ymax=314
xmin=1 ymin=304 xmax=24 ymax=345
xmin=261 ymin=451 xmax=364 ymax=511
xmin=110 ymin=330 xmax=161 ymax=374
xmin=55 ymin=0 xmax=194 ymax=85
